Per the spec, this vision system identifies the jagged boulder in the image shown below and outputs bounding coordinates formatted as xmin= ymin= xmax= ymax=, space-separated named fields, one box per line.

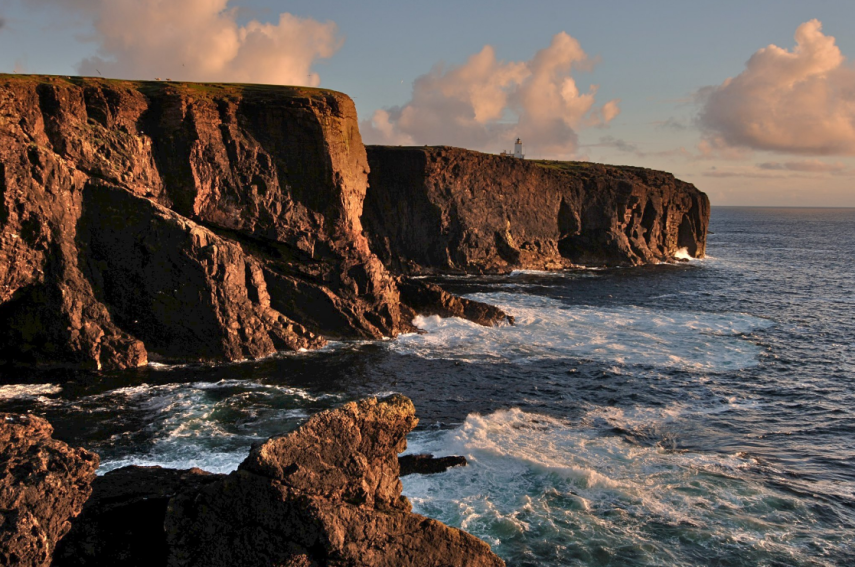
xmin=164 ymin=396 xmax=504 ymax=567
xmin=52 ymin=466 xmax=223 ymax=567
xmin=0 ymin=413 xmax=98 ymax=567
xmin=398 ymin=454 xmax=468 ymax=476
xmin=397 ymin=279 xmax=512 ymax=327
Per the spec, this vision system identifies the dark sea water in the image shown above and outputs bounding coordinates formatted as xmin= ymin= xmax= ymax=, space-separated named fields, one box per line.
xmin=2 ymin=207 xmax=854 ymax=566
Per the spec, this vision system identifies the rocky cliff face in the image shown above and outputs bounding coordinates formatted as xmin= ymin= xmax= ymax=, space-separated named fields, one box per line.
xmin=0 ymin=75 xmax=411 ymax=370
xmin=363 ymin=146 xmax=710 ymax=274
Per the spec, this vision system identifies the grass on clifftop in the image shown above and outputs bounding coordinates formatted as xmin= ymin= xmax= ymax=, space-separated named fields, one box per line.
xmin=0 ymin=74 xmax=347 ymax=102
xmin=530 ymin=159 xmax=595 ymax=171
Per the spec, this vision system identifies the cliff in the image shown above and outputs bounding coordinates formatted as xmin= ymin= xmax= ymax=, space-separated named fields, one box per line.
xmin=0 ymin=76 xmax=508 ymax=371
xmin=363 ymin=146 xmax=710 ymax=274
xmin=40 ymin=396 xmax=504 ymax=567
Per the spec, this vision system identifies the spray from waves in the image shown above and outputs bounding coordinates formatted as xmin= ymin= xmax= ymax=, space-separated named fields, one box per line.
xmin=393 ymin=292 xmax=772 ymax=372
xmin=78 ymin=380 xmax=343 ymax=474
xmin=674 ymin=247 xmax=693 ymax=260
xmin=402 ymin=407 xmax=847 ymax=567
xmin=0 ymin=383 xmax=62 ymax=400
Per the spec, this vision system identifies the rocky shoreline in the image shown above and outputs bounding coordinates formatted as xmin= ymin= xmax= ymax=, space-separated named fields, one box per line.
xmin=2 ymin=396 xmax=503 ymax=567
xmin=1 ymin=76 xmax=709 ymax=566
xmin=0 ymin=75 xmax=707 ymax=372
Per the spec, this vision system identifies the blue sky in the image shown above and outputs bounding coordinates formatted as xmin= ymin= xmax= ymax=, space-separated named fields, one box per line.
xmin=2 ymin=0 xmax=854 ymax=206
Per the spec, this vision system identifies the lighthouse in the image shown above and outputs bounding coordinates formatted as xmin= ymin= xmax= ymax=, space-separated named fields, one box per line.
xmin=513 ymin=138 xmax=524 ymax=159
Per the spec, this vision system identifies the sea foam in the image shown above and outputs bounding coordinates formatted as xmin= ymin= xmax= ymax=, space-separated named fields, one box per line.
xmin=393 ymin=292 xmax=771 ymax=372
xmin=402 ymin=406 xmax=838 ymax=566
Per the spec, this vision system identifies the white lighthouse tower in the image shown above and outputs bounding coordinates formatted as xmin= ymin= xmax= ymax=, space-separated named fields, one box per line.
xmin=513 ymin=138 xmax=524 ymax=159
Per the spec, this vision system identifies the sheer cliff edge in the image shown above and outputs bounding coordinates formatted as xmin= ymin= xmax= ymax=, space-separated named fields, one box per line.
xmin=363 ymin=145 xmax=710 ymax=274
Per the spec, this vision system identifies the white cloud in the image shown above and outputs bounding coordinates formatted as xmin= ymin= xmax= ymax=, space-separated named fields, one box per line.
xmin=361 ymin=32 xmax=619 ymax=158
xmin=698 ymin=19 xmax=855 ymax=156
xmin=26 ymin=0 xmax=341 ymax=86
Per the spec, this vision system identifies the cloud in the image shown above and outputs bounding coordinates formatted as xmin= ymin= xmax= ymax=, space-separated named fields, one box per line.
xmin=757 ymin=159 xmax=848 ymax=173
xmin=698 ymin=19 xmax=855 ymax=156
xmin=653 ymin=117 xmax=687 ymax=131
xmin=361 ymin=32 xmax=619 ymax=158
xmin=25 ymin=0 xmax=341 ymax=86
xmin=0 ymin=17 xmax=6 ymax=31
xmin=587 ymin=136 xmax=637 ymax=153
xmin=702 ymin=160 xmax=853 ymax=179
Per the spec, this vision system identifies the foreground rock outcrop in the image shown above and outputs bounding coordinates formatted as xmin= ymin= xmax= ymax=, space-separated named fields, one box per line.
xmin=50 ymin=396 xmax=503 ymax=567
xmin=0 ymin=76 xmax=507 ymax=371
xmin=51 ymin=466 xmax=223 ymax=567
xmin=0 ymin=413 xmax=98 ymax=567
xmin=364 ymin=146 xmax=710 ymax=273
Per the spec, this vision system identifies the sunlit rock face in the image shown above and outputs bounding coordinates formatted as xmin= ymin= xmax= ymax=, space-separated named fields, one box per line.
xmin=0 ymin=75 xmax=410 ymax=370
xmin=164 ymin=395 xmax=504 ymax=567
xmin=363 ymin=145 xmax=710 ymax=274
xmin=0 ymin=413 xmax=99 ymax=567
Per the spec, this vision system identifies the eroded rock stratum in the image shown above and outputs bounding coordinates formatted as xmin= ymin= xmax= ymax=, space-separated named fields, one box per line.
xmin=363 ymin=146 xmax=710 ymax=274
xmin=0 ymin=76 xmax=410 ymax=369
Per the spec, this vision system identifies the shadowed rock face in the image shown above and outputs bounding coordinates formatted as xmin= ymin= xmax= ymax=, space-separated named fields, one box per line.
xmin=363 ymin=146 xmax=710 ymax=274
xmin=0 ymin=413 xmax=99 ymax=567
xmin=52 ymin=466 xmax=223 ymax=567
xmin=0 ymin=75 xmax=410 ymax=370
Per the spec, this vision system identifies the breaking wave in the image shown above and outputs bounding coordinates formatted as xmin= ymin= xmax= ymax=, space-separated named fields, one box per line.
xmin=402 ymin=407 xmax=848 ymax=567
xmin=393 ymin=292 xmax=771 ymax=372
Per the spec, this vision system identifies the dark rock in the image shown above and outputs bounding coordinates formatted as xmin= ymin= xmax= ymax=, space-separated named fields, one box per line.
xmin=165 ymin=395 xmax=504 ymax=567
xmin=52 ymin=466 xmax=223 ymax=567
xmin=399 ymin=454 xmax=468 ymax=476
xmin=397 ymin=279 xmax=512 ymax=326
xmin=0 ymin=75 xmax=411 ymax=370
xmin=0 ymin=413 xmax=98 ymax=567
xmin=363 ymin=145 xmax=710 ymax=274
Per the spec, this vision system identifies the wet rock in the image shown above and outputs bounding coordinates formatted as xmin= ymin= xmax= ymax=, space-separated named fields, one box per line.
xmin=165 ymin=395 xmax=504 ymax=567
xmin=0 ymin=413 xmax=98 ymax=567
xmin=399 ymin=454 xmax=468 ymax=476
xmin=397 ymin=279 xmax=512 ymax=327
xmin=363 ymin=145 xmax=710 ymax=274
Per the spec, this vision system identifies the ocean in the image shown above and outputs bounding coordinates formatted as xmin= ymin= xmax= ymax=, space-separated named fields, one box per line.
xmin=2 ymin=207 xmax=853 ymax=566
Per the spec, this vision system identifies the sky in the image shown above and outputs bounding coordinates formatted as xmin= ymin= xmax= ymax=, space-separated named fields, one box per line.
xmin=1 ymin=1 xmax=854 ymax=207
